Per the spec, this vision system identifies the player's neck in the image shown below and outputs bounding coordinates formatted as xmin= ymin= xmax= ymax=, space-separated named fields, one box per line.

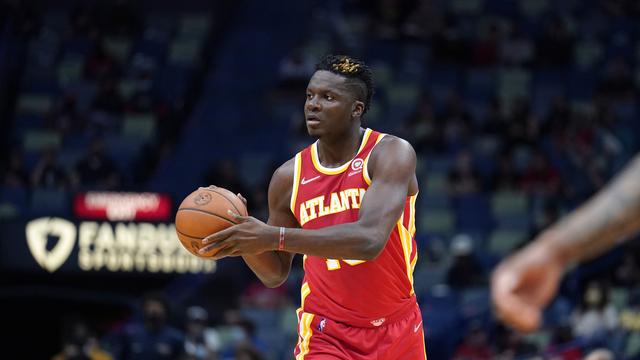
xmin=317 ymin=127 xmax=365 ymax=167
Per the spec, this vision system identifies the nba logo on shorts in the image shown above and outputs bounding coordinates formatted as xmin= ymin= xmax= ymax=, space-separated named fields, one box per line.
xmin=317 ymin=318 xmax=326 ymax=332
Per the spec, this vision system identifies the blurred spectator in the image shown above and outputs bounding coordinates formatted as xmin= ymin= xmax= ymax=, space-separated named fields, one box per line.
xmin=616 ymin=289 xmax=640 ymax=358
xmin=240 ymin=280 xmax=289 ymax=310
xmin=584 ymin=348 xmax=614 ymax=360
xmin=405 ymin=94 xmax=443 ymax=153
xmin=446 ymin=234 xmax=486 ymax=289
xmin=542 ymin=96 xmax=571 ymax=136
xmin=401 ymin=0 xmax=441 ymax=40
xmin=493 ymin=323 xmax=538 ymax=359
xmin=571 ymin=280 xmax=618 ymax=339
xmin=544 ymin=325 xmax=582 ymax=360
xmin=596 ymin=57 xmax=635 ymax=101
xmin=46 ymin=94 xmax=85 ymax=136
xmin=87 ymin=78 xmax=125 ymax=134
xmin=472 ymin=23 xmax=499 ymax=67
xmin=215 ymin=309 xmax=266 ymax=360
xmin=452 ymin=324 xmax=493 ymax=360
xmin=105 ymin=292 xmax=184 ymax=360
xmin=370 ymin=0 xmax=414 ymax=38
xmin=529 ymin=200 xmax=560 ymax=240
xmin=232 ymin=343 xmax=264 ymax=360
xmin=96 ymin=0 xmax=141 ymax=36
xmin=536 ymin=17 xmax=573 ymax=67
xmin=432 ymin=13 xmax=469 ymax=64
xmin=31 ymin=148 xmax=69 ymax=189
xmin=613 ymin=250 xmax=640 ymax=287
xmin=71 ymin=139 xmax=121 ymax=190
xmin=7 ymin=1 xmax=42 ymax=39
xmin=203 ymin=160 xmax=249 ymax=199
xmin=69 ymin=4 xmax=98 ymax=38
xmin=482 ymin=98 xmax=507 ymax=136
xmin=52 ymin=318 xmax=113 ymax=360
xmin=448 ymin=150 xmax=483 ymax=196
xmin=277 ymin=49 xmax=315 ymax=93
xmin=520 ymin=150 xmax=562 ymax=195
xmin=500 ymin=27 xmax=534 ymax=66
xmin=92 ymin=78 xmax=124 ymax=116
xmin=85 ymin=42 xmax=119 ymax=80
xmin=441 ymin=94 xmax=473 ymax=151
xmin=489 ymin=151 xmax=520 ymax=191
xmin=182 ymin=306 xmax=220 ymax=360
xmin=2 ymin=150 xmax=29 ymax=188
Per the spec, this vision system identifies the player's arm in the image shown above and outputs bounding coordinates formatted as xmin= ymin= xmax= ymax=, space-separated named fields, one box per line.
xmin=239 ymin=160 xmax=297 ymax=288
xmin=534 ymin=152 xmax=640 ymax=265
xmin=200 ymin=136 xmax=417 ymax=260
xmin=491 ymin=153 xmax=640 ymax=332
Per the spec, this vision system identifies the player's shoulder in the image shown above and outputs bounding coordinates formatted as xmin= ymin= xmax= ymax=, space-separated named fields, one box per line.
xmin=269 ymin=157 xmax=296 ymax=188
xmin=372 ymin=133 xmax=416 ymax=159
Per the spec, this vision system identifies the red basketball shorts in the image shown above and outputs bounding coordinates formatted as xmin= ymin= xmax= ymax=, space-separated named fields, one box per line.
xmin=293 ymin=304 xmax=427 ymax=359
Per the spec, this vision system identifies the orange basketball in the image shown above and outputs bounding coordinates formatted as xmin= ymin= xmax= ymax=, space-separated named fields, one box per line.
xmin=175 ymin=185 xmax=248 ymax=257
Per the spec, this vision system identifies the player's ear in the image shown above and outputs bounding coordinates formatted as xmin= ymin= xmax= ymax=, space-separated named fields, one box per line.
xmin=352 ymin=101 xmax=364 ymax=119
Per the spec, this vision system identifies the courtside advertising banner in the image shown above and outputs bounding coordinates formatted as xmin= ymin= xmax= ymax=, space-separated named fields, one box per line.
xmin=0 ymin=217 xmax=216 ymax=274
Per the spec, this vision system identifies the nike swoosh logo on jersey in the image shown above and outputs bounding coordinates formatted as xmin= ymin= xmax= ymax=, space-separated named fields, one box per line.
xmin=301 ymin=175 xmax=321 ymax=185
xmin=347 ymin=170 xmax=362 ymax=177
xmin=414 ymin=321 xmax=422 ymax=333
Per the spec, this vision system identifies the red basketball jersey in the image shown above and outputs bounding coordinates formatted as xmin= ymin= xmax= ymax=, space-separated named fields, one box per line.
xmin=290 ymin=128 xmax=419 ymax=328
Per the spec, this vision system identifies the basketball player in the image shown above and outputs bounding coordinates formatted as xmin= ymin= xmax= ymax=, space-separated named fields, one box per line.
xmin=198 ymin=55 xmax=426 ymax=359
xmin=491 ymin=153 xmax=640 ymax=333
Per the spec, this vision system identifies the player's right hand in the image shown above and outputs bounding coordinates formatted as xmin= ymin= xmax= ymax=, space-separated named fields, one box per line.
xmin=490 ymin=242 xmax=565 ymax=333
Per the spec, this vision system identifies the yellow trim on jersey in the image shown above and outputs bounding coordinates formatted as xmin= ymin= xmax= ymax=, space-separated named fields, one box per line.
xmin=290 ymin=153 xmax=303 ymax=214
xmin=397 ymin=218 xmax=416 ymax=295
xmin=300 ymin=282 xmax=311 ymax=309
xmin=296 ymin=312 xmax=314 ymax=360
xmin=408 ymin=194 xmax=417 ymax=237
xmin=363 ymin=133 xmax=386 ymax=185
xmin=422 ymin=329 xmax=428 ymax=360
xmin=310 ymin=128 xmax=372 ymax=175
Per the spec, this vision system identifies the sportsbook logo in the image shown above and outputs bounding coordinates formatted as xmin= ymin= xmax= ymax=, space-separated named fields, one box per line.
xmin=26 ymin=217 xmax=76 ymax=273
xmin=351 ymin=158 xmax=364 ymax=171
xmin=24 ymin=217 xmax=217 ymax=274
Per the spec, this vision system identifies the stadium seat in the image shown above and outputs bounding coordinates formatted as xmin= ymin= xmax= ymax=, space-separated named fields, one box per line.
xmin=453 ymin=193 xmax=494 ymax=233
xmin=104 ymin=37 xmax=132 ymax=63
xmin=491 ymin=190 xmax=528 ymax=217
xmin=423 ymin=171 xmax=448 ymax=195
xmin=498 ymin=68 xmax=531 ymax=103
xmin=420 ymin=208 xmax=455 ymax=236
xmin=177 ymin=14 xmax=211 ymax=38
xmin=122 ymin=113 xmax=156 ymax=141
xmin=57 ymin=56 xmax=85 ymax=86
xmin=16 ymin=93 xmax=53 ymax=116
xmin=487 ymin=229 xmax=526 ymax=255
xmin=30 ymin=188 xmax=69 ymax=216
xmin=23 ymin=130 xmax=62 ymax=152
xmin=0 ymin=186 xmax=29 ymax=219
xmin=610 ymin=287 xmax=630 ymax=311
xmin=464 ymin=69 xmax=496 ymax=102
xmin=519 ymin=0 xmax=549 ymax=17
xmin=450 ymin=0 xmax=483 ymax=15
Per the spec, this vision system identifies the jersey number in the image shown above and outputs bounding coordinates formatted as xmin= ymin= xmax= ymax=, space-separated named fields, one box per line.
xmin=326 ymin=259 xmax=366 ymax=270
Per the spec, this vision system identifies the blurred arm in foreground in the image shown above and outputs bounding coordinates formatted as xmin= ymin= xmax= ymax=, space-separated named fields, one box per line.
xmin=491 ymin=153 xmax=640 ymax=332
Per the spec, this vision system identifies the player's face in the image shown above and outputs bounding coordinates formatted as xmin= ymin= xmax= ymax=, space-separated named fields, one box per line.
xmin=305 ymin=70 xmax=359 ymax=138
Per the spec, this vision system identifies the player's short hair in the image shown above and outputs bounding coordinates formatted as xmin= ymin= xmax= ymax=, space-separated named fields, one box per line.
xmin=316 ymin=54 xmax=374 ymax=115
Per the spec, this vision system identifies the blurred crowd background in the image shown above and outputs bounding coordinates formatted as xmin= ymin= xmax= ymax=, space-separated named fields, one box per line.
xmin=1 ymin=0 xmax=640 ymax=359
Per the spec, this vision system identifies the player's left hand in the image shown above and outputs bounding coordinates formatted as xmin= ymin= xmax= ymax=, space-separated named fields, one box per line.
xmin=199 ymin=211 xmax=278 ymax=259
